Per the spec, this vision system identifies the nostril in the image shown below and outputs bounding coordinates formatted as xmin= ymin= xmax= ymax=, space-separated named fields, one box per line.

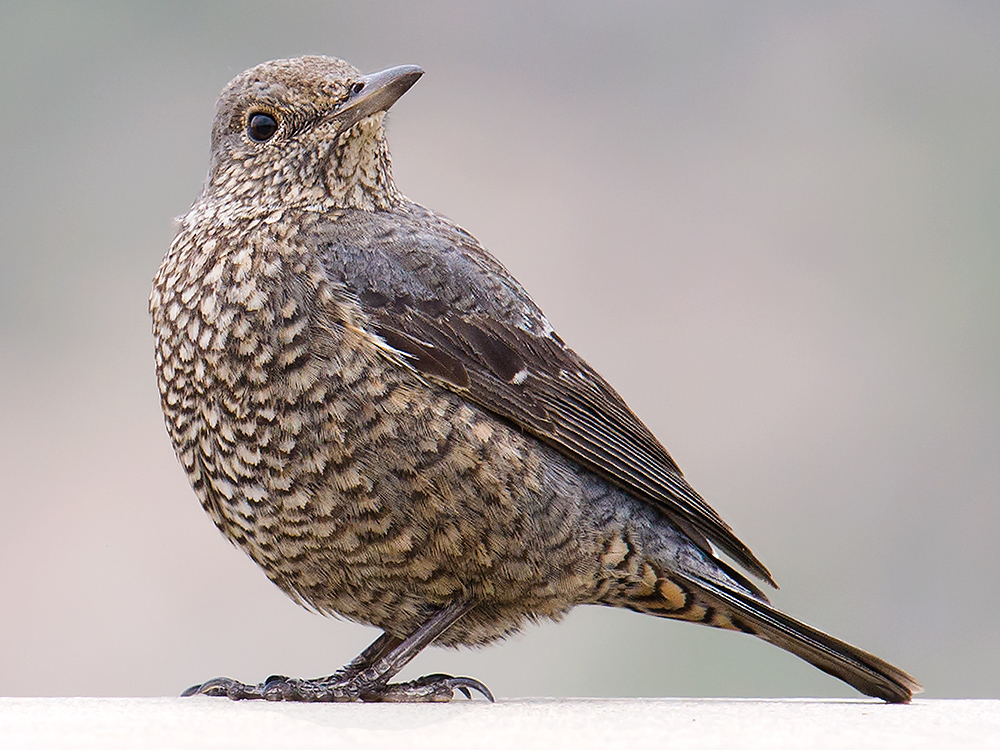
xmin=350 ymin=81 xmax=365 ymax=96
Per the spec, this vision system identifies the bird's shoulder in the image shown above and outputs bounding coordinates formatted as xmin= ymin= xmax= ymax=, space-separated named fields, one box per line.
xmin=303 ymin=201 xmax=549 ymax=335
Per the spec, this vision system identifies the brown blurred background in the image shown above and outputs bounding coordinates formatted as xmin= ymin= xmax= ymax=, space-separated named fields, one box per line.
xmin=1 ymin=1 xmax=997 ymax=699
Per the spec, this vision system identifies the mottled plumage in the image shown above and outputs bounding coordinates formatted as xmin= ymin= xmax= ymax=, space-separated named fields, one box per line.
xmin=150 ymin=56 xmax=920 ymax=703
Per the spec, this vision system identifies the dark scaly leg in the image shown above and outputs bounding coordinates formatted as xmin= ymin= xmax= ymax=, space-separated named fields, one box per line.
xmin=182 ymin=599 xmax=494 ymax=702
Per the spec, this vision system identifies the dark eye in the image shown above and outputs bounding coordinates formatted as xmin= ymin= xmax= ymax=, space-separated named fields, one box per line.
xmin=247 ymin=112 xmax=278 ymax=142
xmin=349 ymin=81 xmax=365 ymax=96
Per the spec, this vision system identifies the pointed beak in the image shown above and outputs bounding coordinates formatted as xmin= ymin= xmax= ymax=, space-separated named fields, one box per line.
xmin=333 ymin=64 xmax=424 ymax=130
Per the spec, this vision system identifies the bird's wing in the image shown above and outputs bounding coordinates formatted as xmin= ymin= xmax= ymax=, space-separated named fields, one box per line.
xmin=316 ymin=208 xmax=775 ymax=586
xmin=369 ymin=306 xmax=774 ymax=586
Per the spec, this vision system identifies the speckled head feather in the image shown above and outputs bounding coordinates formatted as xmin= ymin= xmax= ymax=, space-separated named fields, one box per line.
xmin=204 ymin=56 xmax=421 ymax=212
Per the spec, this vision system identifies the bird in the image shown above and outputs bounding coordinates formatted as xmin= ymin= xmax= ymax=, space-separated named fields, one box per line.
xmin=150 ymin=55 xmax=920 ymax=704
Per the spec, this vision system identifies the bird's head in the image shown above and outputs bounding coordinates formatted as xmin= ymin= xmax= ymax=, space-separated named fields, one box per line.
xmin=204 ymin=56 xmax=423 ymax=212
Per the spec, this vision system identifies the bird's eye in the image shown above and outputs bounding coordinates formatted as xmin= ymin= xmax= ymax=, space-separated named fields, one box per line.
xmin=349 ymin=81 xmax=365 ymax=96
xmin=247 ymin=112 xmax=279 ymax=142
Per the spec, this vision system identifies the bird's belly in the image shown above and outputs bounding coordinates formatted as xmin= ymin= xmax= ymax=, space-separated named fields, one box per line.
xmin=170 ymin=343 xmax=601 ymax=643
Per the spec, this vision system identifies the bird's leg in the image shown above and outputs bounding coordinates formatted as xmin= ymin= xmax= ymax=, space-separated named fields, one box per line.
xmin=182 ymin=598 xmax=493 ymax=703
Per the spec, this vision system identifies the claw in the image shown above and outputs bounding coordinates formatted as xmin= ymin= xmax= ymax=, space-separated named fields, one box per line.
xmin=446 ymin=676 xmax=495 ymax=702
xmin=386 ymin=673 xmax=495 ymax=702
xmin=181 ymin=676 xmax=260 ymax=700
xmin=180 ymin=682 xmax=204 ymax=697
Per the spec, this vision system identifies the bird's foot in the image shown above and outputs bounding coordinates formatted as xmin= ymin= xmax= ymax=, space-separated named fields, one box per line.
xmin=182 ymin=672 xmax=493 ymax=703
xmin=181 ymin=674 xmax=356 ymax=701
xmin=369 ymin=673 xmax=494 ymax=703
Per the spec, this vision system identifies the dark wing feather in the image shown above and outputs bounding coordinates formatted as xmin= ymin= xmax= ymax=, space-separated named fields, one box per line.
xmin=368 ymin=306 xmax=776 ymax=587
xmin=315 ymin=206 xmax=774 ymax=586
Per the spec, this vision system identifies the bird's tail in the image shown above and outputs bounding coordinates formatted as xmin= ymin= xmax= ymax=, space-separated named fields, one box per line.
xmin=663 ymin=571 xmax=922 ymax=703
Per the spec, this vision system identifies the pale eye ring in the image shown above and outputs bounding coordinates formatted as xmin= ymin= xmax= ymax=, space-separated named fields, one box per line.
xmin=247 ymin=112 xmax=279 ymax=141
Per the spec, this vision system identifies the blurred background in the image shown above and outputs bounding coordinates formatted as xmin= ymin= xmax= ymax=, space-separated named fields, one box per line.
xmin=1 ymin=1 xmax=997 ymax=700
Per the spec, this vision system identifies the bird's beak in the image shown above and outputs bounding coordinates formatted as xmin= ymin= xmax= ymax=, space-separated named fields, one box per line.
xmin=333 ymin=64 xmax=424 ymax=131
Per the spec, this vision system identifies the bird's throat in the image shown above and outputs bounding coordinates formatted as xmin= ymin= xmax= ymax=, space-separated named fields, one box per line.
xmin=324 ymin=117 xmax=402 ymax=211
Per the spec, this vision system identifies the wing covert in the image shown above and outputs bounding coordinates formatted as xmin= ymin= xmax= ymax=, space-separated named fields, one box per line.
xmin=367 ymin=303 xmax=775 ymax=587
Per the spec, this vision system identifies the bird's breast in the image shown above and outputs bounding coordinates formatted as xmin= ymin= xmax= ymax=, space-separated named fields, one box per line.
xmin=150 ymin=213 xmax=600 ymax=634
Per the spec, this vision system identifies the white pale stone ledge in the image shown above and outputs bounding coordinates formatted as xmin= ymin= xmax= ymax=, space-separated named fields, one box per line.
xmin=1 ymin=697 xmax=996 ymax=750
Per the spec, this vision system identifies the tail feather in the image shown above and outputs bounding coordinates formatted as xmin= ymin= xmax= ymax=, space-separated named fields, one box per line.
xmin=684 ymin=573 xmax=922 ymax=703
